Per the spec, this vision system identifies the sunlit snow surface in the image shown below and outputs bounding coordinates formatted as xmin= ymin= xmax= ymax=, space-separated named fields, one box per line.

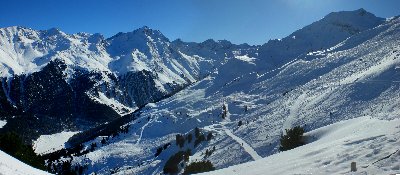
xmin=33 ymin=131 xmax=79 ymax=155
xmin=201 ymin=117 xmax=400 ymax=175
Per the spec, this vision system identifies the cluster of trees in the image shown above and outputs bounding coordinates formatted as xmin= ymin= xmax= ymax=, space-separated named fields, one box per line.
xmin=43 ymin=142 xmax=89 ymax=174
xmin=183 ymin=160 xmax=215 ymax=174
xmin=0 ymin=132 xmax=45 ymax=170
xmin=162 ymin=127 xmax=216 ymax=174
xmin=0 ymin=132 xmax=85 ymax=175
xmin=203 ymin=146 xmax=216 ymax=158
xmin=41 ymin=112 xmax=140 ymax=174
xmin=43 ymin=139 xmax=103 ymax=174
xmin=194 ymin=127 xmax=213 ymax=147
xmin=67 ymin=111 xmax=137 ymax=148
xmin=279 ymin=126 xmax=305 ymax=151
xmin=194 ymin=135 xmax=205 ymax=147
xmin=47 ymin=159 xmax=87 ymax=175
xmin=154 ymin=143 xmax=171 ymax=157
xmin=163 ymin=149 xmax=191 ymax=174
xmin=176 ymin=134 xmax=186 ymax=148
xmin=174 ymin=127 xmax=214 ymax=149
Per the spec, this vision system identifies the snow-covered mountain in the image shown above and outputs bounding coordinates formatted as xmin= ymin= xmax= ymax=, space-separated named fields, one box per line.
xmin=0 ymin=25 xmax=243 ymax=142
xmin=0 ymin=8 xmax=399 ymax=175
xmin=257 ymin=8 xmax=384 ymax=67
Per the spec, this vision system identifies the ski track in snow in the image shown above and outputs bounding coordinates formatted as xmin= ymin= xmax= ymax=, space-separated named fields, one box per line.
xmin=222 ymin=104 xmax=261 ymax=160
xmin=223 ymin=128 xmax=262 ymax=161
xmin=135 ymin=117 xmax=154 ymax=145
xmin=205 ymin=122 xmax=262 ymax=161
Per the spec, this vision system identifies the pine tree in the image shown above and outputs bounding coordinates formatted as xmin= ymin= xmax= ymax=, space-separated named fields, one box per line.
xmin=279 ymin=126 xmax=305 ymax=151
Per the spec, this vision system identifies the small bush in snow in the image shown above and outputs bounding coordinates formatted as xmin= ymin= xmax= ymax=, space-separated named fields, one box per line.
xmin=155 ymin=147 xmax=163 ymax=157
xmin=238 ymin=120 xmax=243 ymax=127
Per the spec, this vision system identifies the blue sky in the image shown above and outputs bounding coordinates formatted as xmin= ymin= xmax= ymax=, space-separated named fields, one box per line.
xmin=0 ymin=0 xmax=399 ymax=45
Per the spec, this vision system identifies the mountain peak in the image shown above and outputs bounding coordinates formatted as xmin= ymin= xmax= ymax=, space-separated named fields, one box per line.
xmin=319 ymin=8 xmax=385 ymax=36
xmin=43 ymin=27 xmax=66 ymax=36
xmin=87 ymin=33 xmax=105 ymax=43
xmin=140 ymin=25 xmax=150 ymax=30
xmin=107 ymin=26 xmax=168 ymax=42
xmin=356 ymin=8 xmax=367 ymax=13
xmin=131 ymin=26 xmax=152 ymax=34
xmin=0 ymin=26 xmax=34 ymax=34
xmin=323 ymin=8 xmax=383 ymax=22
xmin=106 ymin=26 xmax=170 ymax=57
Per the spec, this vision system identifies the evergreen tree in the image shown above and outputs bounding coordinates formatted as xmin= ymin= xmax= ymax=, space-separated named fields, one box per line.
xmin=207 ymin=132 xmax=213 ymax=141
xmin=194 ymin=127 xmax=201 ymax=138
xmin=187 ymin=133 xmax=193 ymax=143
xmin=175 ymin=134 xmax=185 ymax=148
xmin=279 ymin=126 xmax=305 ymax=151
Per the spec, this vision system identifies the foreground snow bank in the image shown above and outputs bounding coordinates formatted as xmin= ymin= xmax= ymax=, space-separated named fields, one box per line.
xmin=0 ymin=150 xmax=51 ymax=175
xmin=33 ymin=131 xmax=79 ymax=155
xmin=202 ymin=116 xmax=400 ymax=175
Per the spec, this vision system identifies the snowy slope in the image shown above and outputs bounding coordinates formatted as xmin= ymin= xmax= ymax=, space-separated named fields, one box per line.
xmin=33 ymin=131 xmax=79 ymax=155
xmin=201 ymin=116 xmax=400 ymax=175
xmin=58 ymin=11 xmax=400 ymax=175
xmin=257 ymin=8 xmax=384 ymax=67
xmin=0 ymin=150 xmax=51 ymax=175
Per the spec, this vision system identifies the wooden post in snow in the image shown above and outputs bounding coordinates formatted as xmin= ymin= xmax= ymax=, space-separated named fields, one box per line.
xmin=351 ymin=162 xmax=357 ymax=172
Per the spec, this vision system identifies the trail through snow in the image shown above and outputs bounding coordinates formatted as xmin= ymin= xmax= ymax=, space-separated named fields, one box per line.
xmin=224 ymin=128 xmax=262 ymax=160
xmin=135 ymin=117 xmax=154 ymax=145
xmin=220 ymin=103 xmax=262 ymax=160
